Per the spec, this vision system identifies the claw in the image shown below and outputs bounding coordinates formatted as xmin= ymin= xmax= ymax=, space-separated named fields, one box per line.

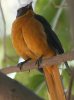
xmin=18 ymin=58 xmax=31 ymax=70
xmin=35 ymin=56 xmax=43 ymax=72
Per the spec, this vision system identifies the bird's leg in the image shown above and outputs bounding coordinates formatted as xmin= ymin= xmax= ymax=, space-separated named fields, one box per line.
xmin=18 ymin=58 xmax=31 ymax=70
xmin=35 ymin=55 xmax=43 ymax=72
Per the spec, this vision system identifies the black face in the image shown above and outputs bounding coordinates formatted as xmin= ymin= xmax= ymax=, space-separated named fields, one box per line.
xmin=16 ymin=2 xmax=33 ymax=18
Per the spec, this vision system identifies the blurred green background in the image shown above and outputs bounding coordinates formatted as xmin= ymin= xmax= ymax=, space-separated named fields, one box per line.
xmin=0 ymin=0 xmax=74 ymax=100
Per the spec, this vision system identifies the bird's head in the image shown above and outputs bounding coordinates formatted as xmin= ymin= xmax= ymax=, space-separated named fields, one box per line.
xmin=16 ymin=2 xmax=33 ymax=18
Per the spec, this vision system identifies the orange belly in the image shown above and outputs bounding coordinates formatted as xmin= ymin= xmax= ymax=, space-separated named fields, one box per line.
xmin=12 ymin=13 xmax=55 ymax=60
xmin=11 ymin=10 xmax=65 ymax=100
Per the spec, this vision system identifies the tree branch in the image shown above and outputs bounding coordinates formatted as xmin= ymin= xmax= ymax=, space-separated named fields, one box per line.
xmin=0 ymin=51 xmax=74 ymax=74
xmin=0 ymin=71 xmax=43 ymax=100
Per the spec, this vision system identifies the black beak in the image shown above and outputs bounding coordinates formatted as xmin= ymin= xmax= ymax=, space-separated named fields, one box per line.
xmin=16 ymin=2 xmax=33 ymax=18
xmin=27 ymin=2 xmax=32 ymax=10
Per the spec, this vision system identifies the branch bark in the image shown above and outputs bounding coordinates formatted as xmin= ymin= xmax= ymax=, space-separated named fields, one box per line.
xmin=1 ymin=51 xmax=74 ymax=74
xmin=0 ymin=71 xmax=43 ymax=100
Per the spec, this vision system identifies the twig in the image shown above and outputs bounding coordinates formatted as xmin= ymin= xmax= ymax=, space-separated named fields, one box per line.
xmin=52 ymin=0 xmax=65 ymax=30
xmin=0 ymin=0 xmax=7 ymax=60
xmin=66 ymin=67 xmax=74 ymax=100
xmin=51 ymin=1 xmax=68 ymax=8
xmin=67 ymin=76 xmax=73 ymax=100
xmin=35 ymin=82 xmax=45 ymax=94
xmin=0 ymin=51 xmax=74 ymax=74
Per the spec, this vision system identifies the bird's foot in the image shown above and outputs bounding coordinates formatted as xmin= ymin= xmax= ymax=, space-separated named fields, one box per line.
xmin=35 ymin=56 xmax=43 ymax=72
xmin=18 ymin=58 xmax=31 ymax=70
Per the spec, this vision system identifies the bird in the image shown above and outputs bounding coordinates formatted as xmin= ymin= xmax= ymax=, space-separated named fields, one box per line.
xmin=11 ymin=2 xmax=70 ymax=100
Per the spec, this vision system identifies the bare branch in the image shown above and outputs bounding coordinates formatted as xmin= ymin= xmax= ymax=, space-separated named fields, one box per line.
xmin=0 ymin=51 xmax=74 ymax=74
xmin=0 ymin=71 xmax=43 ymax=100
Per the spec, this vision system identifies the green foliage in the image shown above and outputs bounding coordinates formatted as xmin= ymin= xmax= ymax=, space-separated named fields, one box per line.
xmin=1 ymin=36 xmax=18 ymax=67
xmin=0 ymin=39 xmax=4 ymax=65
xmin=15 ymin=69 xmax=49 ymax=100
xmin=62 ymin=69 xmax=74 ymax=96
xmin=0 ymin=0 xmax=73 ymax=100
xmin=62 ymin=69 xmax=70 ymax=89
xmin=56 ymin=11 xmax=71 ymax=51
xmin=15 ymin=0 xmax=72 ymax=99
xmin=35 ymin=0 xmax=71 ymax=51
xmin=35 ymin=0 xmax=57 ymax=23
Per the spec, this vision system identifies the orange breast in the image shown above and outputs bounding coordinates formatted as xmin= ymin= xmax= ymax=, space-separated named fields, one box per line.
xmin=22 ymin=15 xmax=55 ymax=58
xmin=11 ymin=17 xmax=36 ymax=59
xmin=12 ymin=12 xmax=55 ymax=60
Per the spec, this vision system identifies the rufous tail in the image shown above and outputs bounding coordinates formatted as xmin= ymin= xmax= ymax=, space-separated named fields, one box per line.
xmin=43 ymin=65 xmax=66 ymax=100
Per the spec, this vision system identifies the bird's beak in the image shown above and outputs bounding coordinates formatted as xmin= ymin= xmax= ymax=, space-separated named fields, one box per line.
xmin=27 ymin=2 xmax=32 ymax=9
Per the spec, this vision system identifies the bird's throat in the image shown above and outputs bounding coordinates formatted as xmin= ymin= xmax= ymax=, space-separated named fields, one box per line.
xmin=17 ymin=7 xmax=27 ymax=18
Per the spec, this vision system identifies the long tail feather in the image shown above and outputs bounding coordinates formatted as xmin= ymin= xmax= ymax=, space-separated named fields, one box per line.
xmin=43 ymin=65 xmax=66 ymax=100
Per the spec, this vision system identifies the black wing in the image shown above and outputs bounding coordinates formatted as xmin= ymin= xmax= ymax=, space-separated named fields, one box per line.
xmin=35 ymin=14 xmax=71 ymax=73
xmin=35 ymin=14 xmax=64 ymax=54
